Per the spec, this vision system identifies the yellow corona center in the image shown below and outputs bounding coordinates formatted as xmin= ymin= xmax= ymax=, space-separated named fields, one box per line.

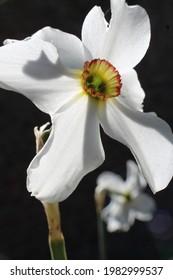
xmin=81 ymin=59 xmax=122 ymax=101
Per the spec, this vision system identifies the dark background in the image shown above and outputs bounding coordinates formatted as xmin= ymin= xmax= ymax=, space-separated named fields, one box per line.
xmin=0 ymin=0 xmax=173 ymax=260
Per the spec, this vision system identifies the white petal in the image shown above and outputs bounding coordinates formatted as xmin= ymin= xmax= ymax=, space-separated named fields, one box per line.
xmin=99 ymin=99 xmax=173 ymax=193
xmin=101 ymin=199 xmax=130 ymax=232
xmin=101 ymin=201 xmax=122 ymax=224
xmin=116 ymin=206 xmax=136 ymax=231
xmin=103 ymin=0 xmax=151 ymax=73
xmin=118 ymin=70 xmax=145 ymax=111
xmin=31 ymin=26 xmax=85 ymax=69
xmin=126 ymin=160 xmax=147 ymax=190
xmin=0 ymin=38 xmax=81 ymax=114
xmin=124 ymin=160 xmax=146 ymax=197
xmin=3 ymin=36 xmax=31 ymax=45
xmin=133 ymin=193 xmax=156 ymax=221
xmin=96 ymin=171 xmax=124 ymax=193
xmin=81 ymin=6 xmax=108 ymax=60
xmin=27 ymin=95 xmax=105 ymax=202
xmin=126 ymin=160 xmax=140 ymax=183
xmin=107 ymin=216 xmax=130 ymax=232
xmin=106 ymin=218 xmax=123 ymax=232
xmin=102 ymin=202 xmax=135 ymax=232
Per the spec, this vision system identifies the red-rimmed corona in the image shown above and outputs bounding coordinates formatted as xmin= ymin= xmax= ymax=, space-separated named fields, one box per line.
xmin=81 ymin=59 xmax=122 ymax=101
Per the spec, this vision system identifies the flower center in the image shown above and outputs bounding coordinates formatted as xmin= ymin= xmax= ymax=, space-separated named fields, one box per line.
xmin=81 ymin=59 xmax=122 ymax=101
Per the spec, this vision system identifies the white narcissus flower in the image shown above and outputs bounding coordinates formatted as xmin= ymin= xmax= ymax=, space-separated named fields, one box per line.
xmin=0 ymin=0 xmax=173 ymax=202
xmin=95 ymin=160 xmax=156 ymax=232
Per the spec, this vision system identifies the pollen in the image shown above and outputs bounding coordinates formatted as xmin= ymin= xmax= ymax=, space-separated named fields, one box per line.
xmin=81 ymin=59 xmax=122 ymax=101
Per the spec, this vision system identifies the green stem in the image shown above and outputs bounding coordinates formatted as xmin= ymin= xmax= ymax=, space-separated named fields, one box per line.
xmin=43 ymin=203 xmax=67 ymax=260
xmin=95 ymin=190 xmax=107 ymax=259
xmin=49 ymin=239 xmax=67 ymax=260
xmin=97 ymin=213 xmax=106 ymax=260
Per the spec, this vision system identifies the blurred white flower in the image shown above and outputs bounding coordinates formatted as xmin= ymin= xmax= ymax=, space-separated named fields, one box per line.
xmin=95 ymin=160 xmax=156 ymax=232
xmin=0 ymin=0 xmax=173 ymax=202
